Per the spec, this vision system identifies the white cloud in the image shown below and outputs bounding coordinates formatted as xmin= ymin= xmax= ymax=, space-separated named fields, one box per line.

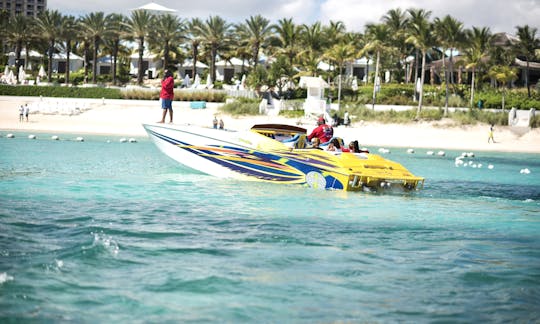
xmin=48 ymin=0 xmax=539 ymax=34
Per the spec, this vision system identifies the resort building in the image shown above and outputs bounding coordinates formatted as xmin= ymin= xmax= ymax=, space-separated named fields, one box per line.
xmin=0 ymin=0 xmax=46 ymax=17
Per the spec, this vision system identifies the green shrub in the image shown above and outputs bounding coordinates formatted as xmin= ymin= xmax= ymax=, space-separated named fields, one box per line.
xmin=0 ymin=84 xmax=122 ymax=99
xmin=219 ymin=97 xmax=261 ymax=116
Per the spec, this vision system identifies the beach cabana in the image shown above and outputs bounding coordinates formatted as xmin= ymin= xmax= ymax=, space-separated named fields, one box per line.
xmin=52 ymin=52 xmax=84 ymax=73
xmin=215 ymin=58 xmax=250 ymax=83
xmin=129 ymin=50 xmax=160 ymax=78
xmin=177 ymin=59 xmax=208 ymax=79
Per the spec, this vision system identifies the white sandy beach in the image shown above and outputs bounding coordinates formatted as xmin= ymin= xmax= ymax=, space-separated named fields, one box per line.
xmin=1 ymin=95 xmax=539 ymax=153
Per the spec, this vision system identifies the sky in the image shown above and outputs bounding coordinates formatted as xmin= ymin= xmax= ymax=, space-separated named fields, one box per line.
xmin=48 ymin=0 xmax=540 ymax=35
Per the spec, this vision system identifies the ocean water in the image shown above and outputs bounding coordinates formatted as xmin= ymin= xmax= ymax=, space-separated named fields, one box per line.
xmin=1 ymin=132 xmax=539 ymax=323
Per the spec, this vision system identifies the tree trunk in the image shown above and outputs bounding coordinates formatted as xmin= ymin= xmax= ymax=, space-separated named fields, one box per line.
xmin=192 ymin=44 xmax=198 ymax=82
xmin=92 ymin=38 xmax=98 ymax=84
xmin=137 ymin=37 xmax=144 ymax=85
xmin=66 ymin=41 xmax=71 ymax=84
xmin=413 ymin=49 xmax=419 ymax=101
xmin=416 ymin=50 xmax=426 ymax=119
xmin=48 ymin=40 xmax=54 ymax=82
xmin=469 ymin=68 xmax=476 ymax=108
xmin=442 ymin=49 xmax=449 ymax=117
xmin=526 ymin=59 xmax=531 ymax=98
xmin=372 ymin=50 xmax=380 ymax=110
xmin=112 ymin=41 xmax=118 ymax=85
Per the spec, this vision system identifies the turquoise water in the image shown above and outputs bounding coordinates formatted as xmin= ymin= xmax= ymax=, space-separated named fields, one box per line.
xmin=1 ymin=132 xmax=539 ymax=322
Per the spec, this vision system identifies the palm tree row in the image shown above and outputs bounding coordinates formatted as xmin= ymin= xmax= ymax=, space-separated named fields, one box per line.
xmin=1 ymin=8 xmax=538 ymax=111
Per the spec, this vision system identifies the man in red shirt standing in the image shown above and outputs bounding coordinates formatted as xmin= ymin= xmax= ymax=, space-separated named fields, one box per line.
xmin=307 ymin=117 xmax=333 ymax=144
xmin=158 ymin=69 xmax=174 ymax=123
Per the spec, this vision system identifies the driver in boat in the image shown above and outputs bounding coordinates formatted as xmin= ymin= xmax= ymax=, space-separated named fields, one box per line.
xmin=307 ymin=118 xmax=332 ymax=144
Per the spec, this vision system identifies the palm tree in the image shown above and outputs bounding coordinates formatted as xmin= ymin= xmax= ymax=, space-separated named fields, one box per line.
xmin=186 ymin=18 xmax=203 ymax=81
xmin=323 ymin=43 xmax=356 ymax=109
xmin=463 ymin=27 xmax=492 ymax=108
xmin=488 ymin=65 xmax=518 ymax=111
xmin=235 ymin=15 xmax=272 ymax=68
xmin=59 ymin=15 xmax=78 ymax=84
xmin=406 ymin=9 xmax=434 ymax=118
xmin=434 ymin=15 xmax=465 ymax=116
xmin=79 ymin=12 xmax=107 ymax=84
xmin=382 ymin=8 xmax=409 ymax=83
xmin=5 ymin=15 xmax=31 ymax=82
xmin=196 ymin=15 xmax=232 ymax=83
xmin=150 ymin=14 xmax=184 ymax=73
xmin=514 ymin=25 xmax=540 ymax=98
xmin=363 ymin=23 xmax=392 ymax=110
xmin=271 ymin=18 xmax=302 ymax=67
xmin=126 ymin=10 xmax=154 ymax=85
xmin=104 ymin=13 xmax=128 ymax=85
xmin=407 ymin=8 xmax=431 ymax=100
xmin=36 ymin=9 xmax=63 ymax=82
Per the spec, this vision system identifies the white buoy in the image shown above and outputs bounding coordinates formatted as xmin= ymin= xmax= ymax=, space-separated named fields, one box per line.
xmin=407 ymin=148 xmax=415 ymax=154
xmin=119 ymin=138 xmax=127 ymax=143
xmin=51 ymin=135 xmax=59 ymax=140
xmin=28 ymin=134 xmax=36 ymax=139
xmin=76 ymin=136 xmax=84 ymax=142
xmin=437 ymin=150 xmax=445 ymax=156
xmin=128 ymin=138 xmax=137 ymax=143
xmin=378 ymin=148 xmax=390 ymax=154
xmin=488 ymin=164 xmax=494 ymax=169
xmin=6 ymin=133 xmax=14 ymax=138
xmin=520 ymin=168 xmax=531 ymax=174
xmin=426 ymin=151 xmax=434 ymax=155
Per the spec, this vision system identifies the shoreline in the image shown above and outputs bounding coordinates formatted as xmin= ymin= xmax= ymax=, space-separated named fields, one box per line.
xmin=1 ymin=95 xmax=539 ymax=154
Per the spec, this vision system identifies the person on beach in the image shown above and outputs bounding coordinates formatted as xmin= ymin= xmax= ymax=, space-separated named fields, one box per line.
xmin=219 ymin=118 xmax=224 ymax=129
xmin=158 ymin=69 xmax=174 ymax=123
xmin=488 ymin=124 xmax=495 ymax=143
xmin=213 ymin=116 xmax=218 ymax=129
xmin=19 ymin=105 xmax=24 ymax=122
xmin=24 ymin=104 xmax=29 ymax=122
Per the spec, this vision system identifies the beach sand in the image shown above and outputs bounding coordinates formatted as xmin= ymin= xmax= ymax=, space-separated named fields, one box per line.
xmin=1 ymin=95 xmax=539 ymax=153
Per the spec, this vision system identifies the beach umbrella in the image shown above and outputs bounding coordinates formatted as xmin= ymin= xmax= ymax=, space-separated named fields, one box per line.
xmin=7 ymin=70 xmax=15 ymax=84
xmin=38 ymin=65 xmax=46 ymax=78
xmin=183 ymin=74 xmax=190 ymax=87
xmin=206 ymin=74 xmax=213 ymax=89
xmin=240 ymin=74 xmax=246 ymax=88
xmin=193 ymin=74 xmax=200 ymax=88
xmin=3 ymin=65 xmax=8 ymax=76
xmin=351 ymin=77 xmax=358 ymax=91
xmin=18 ymin=66 xmax=26 ymax=84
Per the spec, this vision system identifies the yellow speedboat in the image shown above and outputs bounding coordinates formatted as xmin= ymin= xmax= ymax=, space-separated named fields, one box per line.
xmin=143 ymin=123 xmax=424 ymax=192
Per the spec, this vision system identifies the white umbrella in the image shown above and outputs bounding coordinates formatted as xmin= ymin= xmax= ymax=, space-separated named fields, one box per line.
xmin=206 ymin=74 xmax=213 ymax=88
xmin=7 ymin=70 xmax=15 ymax=84
xmin=18 ymin=66 xmax=26 ymax=84
xmin=3 ymin=65 xmax=8 ymax=76
xmin=240 ymin=74 xmax=246 ymax=90
xmin=183 ymin=74 xmax=191 ymax=87
xmin=38 ymin=65 xmax=46 ymax=78
xmin=193 ymin=74 xmax=200 ymax=87
xmin=351 ymin=77 xmax=358 ymax=91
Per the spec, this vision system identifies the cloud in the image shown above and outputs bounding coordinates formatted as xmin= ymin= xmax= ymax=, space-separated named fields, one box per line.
xmin=48 ymin=0 xmax=539 ymax=34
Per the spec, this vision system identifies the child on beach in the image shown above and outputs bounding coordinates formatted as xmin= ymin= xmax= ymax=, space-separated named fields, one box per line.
xmin=488 ymin=124 xmax=495 ymax=143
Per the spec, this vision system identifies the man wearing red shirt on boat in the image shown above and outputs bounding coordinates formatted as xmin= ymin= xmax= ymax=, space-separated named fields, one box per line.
xmin=307 ymin=117 xmax=333 ymax=144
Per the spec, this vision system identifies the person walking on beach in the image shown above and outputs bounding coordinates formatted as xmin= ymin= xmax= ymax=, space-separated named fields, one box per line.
xmin=213 ymin=116 xmax=218 ymax=129
xmin=24 ymin=104 xmax=29 ymax=122
xmin=158 ymin=69 xmax=174 ymax=123
xmin=219 ymin=118 xmax=224 ymax=129
xmin=488 ymin=124 xmax=495 ymax=143
xmin=19 ymin=105 xmax=24 ymax=122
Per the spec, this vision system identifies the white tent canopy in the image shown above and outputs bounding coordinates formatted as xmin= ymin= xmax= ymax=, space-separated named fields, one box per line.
xmin=132 ymin=2 xmax=176 ymax=13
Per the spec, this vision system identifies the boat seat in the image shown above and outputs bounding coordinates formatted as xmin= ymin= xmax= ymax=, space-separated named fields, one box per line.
xmin=282 ymin=133 xmax=308 ymax=149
